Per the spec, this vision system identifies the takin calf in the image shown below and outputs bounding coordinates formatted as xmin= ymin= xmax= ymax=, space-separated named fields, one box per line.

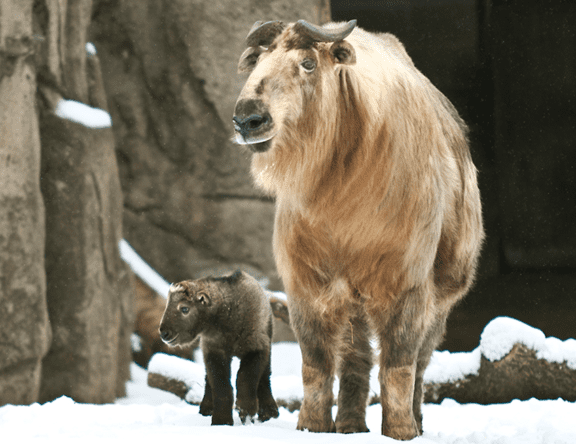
xmin=233 ymin=19 xmax=484 ymax=440
xmin=159 ymin=271 xmax=279 ymax=425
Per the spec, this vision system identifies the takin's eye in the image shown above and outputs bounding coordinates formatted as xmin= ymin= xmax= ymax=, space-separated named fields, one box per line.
xmin=300 ymin=58 xmax=316 ymax=73
xmin=180 ymin=306 xmax=190 ymax=315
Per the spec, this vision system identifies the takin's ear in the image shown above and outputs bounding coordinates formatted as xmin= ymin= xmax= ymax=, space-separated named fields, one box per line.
xmin=238 ymin=46 xmax=264 ymax=73
xmin=330 ymin=40 xmax=356 ymax=66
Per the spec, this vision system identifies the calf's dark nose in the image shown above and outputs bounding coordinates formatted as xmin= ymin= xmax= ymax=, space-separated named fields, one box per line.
xmin=159 ymin=327 xmax=172 ymax=342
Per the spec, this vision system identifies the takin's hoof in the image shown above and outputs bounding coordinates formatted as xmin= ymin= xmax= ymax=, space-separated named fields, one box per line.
xmin=297 ymin=414 xmax=336 ymax=433
xmin=335 ymin=420 xmax=370 ymax=434
xmin=382 ymin=422 xmax=420 ymax=441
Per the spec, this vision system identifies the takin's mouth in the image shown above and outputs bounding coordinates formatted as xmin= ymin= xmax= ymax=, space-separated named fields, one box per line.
xmin=233 ymin=132 xmax=275 ymax=153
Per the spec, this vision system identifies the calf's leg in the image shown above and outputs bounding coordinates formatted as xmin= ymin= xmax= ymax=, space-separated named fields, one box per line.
xmin=199 ymin=374 xmax=213 ymax=416
xmin=203 ymin=351 xmax=234 ymax=425
xmin=236 ymin=349 xmax=267 ymax=423
xmin=256 ymin=355 xmax=279 ymax=422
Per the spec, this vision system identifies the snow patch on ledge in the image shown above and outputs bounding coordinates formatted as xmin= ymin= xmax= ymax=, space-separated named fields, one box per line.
xmin=480 ymin=316 xmax=576 ymax=368
xmin=424 ymin=348 xmax=482 ymax=384
xmin=119 ymin=239 xmax=171 ymax=298
xmin=148 ymin=353 xmax=205 ymax=404
xmin=425 ymin=316 xmax=576 ymax=385
xmin=55 ymin=99 xmax=111 ymax=128
xmin=85 ymin=42 xmax=97 ymax=55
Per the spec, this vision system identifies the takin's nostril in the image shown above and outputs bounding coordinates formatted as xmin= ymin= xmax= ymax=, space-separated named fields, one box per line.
xmin=248 ymin=116 xmax=265 ymax=129
xmin=233 ymin=113 xmax=271 ymax=135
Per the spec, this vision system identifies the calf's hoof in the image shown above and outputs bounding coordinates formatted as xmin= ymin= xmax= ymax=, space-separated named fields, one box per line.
xmin=211 ymin=413 xmax=233 ymax=426
xmin=258 ymin=402 xmax=279 ymax=422
xmin=199 ymin=402 xmax=213 ymax=416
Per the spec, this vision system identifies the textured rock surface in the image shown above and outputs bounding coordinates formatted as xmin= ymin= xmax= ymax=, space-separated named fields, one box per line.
xmin=0 ymin=0 xmax=52 ymax=406
xmin=39 ymin=112 xmax=133 ymax=403
xmin=91 ymin=0 xmax=331 ymax=289
xmin=33 ymin=0 xmax=133 ymax=404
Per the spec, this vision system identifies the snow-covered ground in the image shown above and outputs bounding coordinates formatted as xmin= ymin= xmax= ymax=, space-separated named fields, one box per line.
xmin=2 ymin=340 xmax=575 ymax=444
xmin=4 ymin=240 xmax=573 ymax=443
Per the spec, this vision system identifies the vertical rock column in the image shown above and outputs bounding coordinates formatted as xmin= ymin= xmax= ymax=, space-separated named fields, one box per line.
xmin=34 ymin=0 xmax=133 ymax=403
xmin=0 ymin=1 xmax=52 ymax=405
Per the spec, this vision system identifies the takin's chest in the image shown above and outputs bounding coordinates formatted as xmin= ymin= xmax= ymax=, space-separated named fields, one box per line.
xmin=273 ymin=206 xmax=413 ymax=279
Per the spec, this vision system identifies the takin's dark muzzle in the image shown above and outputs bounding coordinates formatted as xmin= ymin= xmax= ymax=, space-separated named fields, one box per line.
xmin=233 ymin=99 xmax=274 ymax=152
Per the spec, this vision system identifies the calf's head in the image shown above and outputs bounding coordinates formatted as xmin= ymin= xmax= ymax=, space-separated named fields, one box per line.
xmin=159 ymin=280 xmax=213 ymax=347
xmin=233 ymin=20 xmax=357 ymax=153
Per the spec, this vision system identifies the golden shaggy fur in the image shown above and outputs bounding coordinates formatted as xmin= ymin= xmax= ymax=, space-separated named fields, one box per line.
xmin=235 ymin=22 xmax=483 ymax=440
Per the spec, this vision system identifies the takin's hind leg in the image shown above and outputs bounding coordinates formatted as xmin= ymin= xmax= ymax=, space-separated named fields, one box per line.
xmin=334 ymin=309 xmax=372 ymax=434
xmin=371 ymin=285 xmax=433 ymax=441
xmin=413 ymin=312 xmax=448 ymax=434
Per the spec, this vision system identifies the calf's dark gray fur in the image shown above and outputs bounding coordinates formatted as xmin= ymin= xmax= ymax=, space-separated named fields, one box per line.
xmin=159 ymin=271 xmax=279 ymax=425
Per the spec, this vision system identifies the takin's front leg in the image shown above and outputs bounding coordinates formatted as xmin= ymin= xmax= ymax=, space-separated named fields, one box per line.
xmin=290 ymin=298 xmax=338 ymax=433
xmin=372 ymin=286 xmax=433 ymax=441
xmin=334 ymin=309 xmax=372 ymax=433
xmin=203 ymin=351 xmax=234 ymax=426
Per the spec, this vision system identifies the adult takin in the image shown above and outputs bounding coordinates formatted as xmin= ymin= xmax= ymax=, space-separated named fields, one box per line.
xmin=159 ymin=271 xmax=279 ymax=425
xmin=233 ymin=19 xmax=484 ymax=440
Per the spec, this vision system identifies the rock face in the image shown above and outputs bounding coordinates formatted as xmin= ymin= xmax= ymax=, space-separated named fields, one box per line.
xmin=1 ymin=0 xmax=133 ymax=406
xmin=0 ymin=1 xmax=52 ymax=405
xmin=39 ymin=113 xmax=133 ymax=403
xmin=91 ymin=0 xmax=331 ymax=289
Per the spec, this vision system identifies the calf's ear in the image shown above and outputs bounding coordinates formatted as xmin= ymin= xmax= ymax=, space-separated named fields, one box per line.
xmin=196 ymin=292 xmax=211 ymax=306
xmin=330 ymin=40 xmax=356 ymax=65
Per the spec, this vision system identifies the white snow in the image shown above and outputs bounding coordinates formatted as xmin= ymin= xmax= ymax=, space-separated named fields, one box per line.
xmin=86 ymin=42 xmax=97 ymax=55
xmin=4 ymin=246 xmax=572 ymax=443
xmin=424 ymin=348 xmax=482 ymax=384
xmin=2 ymin=347 xmax=575 ymax=444
xmin=119 ymin=239 xmax=171 ymax=298
xmin=55 ymin=99 xmax=112 ymax=129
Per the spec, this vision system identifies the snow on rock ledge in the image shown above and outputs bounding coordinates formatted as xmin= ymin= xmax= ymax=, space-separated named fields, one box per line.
xmin=55 ymin=99 xmax=112 ymax=129
xmin=425 ymin=316 xmax=576 ymax=386
xmin=481 ymin=316 xmax=576 ymax=368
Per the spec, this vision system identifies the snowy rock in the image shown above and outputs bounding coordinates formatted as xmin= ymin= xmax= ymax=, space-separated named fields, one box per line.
xmin=480 ymin=316 xmax=546 ymax=362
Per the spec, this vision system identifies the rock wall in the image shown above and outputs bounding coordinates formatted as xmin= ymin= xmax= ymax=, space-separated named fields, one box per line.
xmin=1 ymin=0 xmax=133 ymax=406
xmin=0 ymin=0 xmax=51 ymax=405
xmin=91 ymin=0 xmax=331 ymax=289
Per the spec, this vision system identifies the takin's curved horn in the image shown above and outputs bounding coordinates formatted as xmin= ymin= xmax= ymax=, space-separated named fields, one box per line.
xmin=293 ymin=19 xmax=357 ymax=43
xmin=246 ymin=20 xmax=286 ymax=47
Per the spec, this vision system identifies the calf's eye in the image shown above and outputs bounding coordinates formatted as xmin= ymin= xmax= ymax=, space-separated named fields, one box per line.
xmin=180 ymin=306 xmax=190 ymax=314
